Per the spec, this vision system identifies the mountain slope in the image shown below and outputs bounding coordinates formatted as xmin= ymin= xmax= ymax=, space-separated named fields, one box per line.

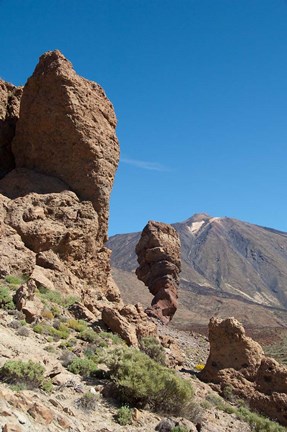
xmin=107 ymin=214 xmax=287 ymax=329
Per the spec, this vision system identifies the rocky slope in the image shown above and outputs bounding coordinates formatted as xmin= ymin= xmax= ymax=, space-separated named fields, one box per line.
xmin=107 ymin=213 xmax=287 ymax=328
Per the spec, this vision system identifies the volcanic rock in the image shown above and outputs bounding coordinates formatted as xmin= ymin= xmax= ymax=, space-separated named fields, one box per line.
xmin=12 ymin=50 xmax=119 ymax=243
xmin=135 ymin=221 xmax=181 ymax=323
xmin=200 ymin=317 xmax=287 ymax=426
xmin=0 ymin=51 xmax=121 ymax=306
xmin=102 ymin=303 xmax=157 ymax=346
xmin=0 ymin=80 xmax=22 ymax=178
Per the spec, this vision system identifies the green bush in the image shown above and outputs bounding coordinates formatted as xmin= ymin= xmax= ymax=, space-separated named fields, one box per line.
xmin=32 ymin=323 xmax=69 ymax=339
xmin=5 ymin=274 xmax=27 ymax=287
xmin=0 ymin=286 xmax=15 ymax=310
xmin=67 ymin=357 xmax=98 ymax=377
xmin=116 ymin=405 xmax=133 ymax=425
xmin=171 ymin=427 xmax=189 ymax=432
xmin=37 ymin=286 xmax=78 ymax=308
xmin=139 ymin=336 xmax=166 ymax=365
xmin=109 ymin=347 xmax=194 ymax=414
xmin=78 ymin=328 xmax=98 ymax=343
xmin=66 ymin=319 xmax=87 ymax=332
xmin=0 ymin=360 xmax=51 ymax=391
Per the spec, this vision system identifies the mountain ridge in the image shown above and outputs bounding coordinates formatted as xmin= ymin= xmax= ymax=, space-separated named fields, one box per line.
xmin=107 ymin=214 xmax=287 ymax=329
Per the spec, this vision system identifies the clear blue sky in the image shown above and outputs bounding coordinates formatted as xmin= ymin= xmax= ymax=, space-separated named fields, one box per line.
xmin=1 ymin=0 xmax=287 ymax=235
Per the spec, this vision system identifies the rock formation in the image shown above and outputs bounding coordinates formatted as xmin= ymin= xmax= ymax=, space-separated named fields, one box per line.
xmin=0 ymin=50 xmax=120 ymax=309
xmin=135 ymin=221 xmax=181 ymax=324
xmin=0 ymin=80 xmax=22 ymax=178
xmin=200 ymin=317 xmax=287 ymax=426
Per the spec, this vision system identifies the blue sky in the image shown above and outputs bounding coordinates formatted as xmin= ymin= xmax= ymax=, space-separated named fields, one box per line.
xmin=1 ymin=0 xmax=287 ymax=235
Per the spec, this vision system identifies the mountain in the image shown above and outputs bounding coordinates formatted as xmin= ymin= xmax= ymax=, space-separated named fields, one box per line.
xmin=107 ymin=213 xmax=287 ymax=330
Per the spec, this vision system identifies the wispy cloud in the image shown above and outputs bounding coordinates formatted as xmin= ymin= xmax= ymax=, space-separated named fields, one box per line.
xmin=121 ymin=157 xmax=169 ymax=172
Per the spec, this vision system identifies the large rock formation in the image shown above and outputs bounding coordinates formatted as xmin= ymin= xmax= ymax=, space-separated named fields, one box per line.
xmin=0 ymin=80 xmax=22 ymax=178
xmin=0 ymin=50 xmax=120 ymax=308
xmin=135 ymin=221 xmax=181 ymax=324
xmin=200 ymin=317 xmax=287 ymax=426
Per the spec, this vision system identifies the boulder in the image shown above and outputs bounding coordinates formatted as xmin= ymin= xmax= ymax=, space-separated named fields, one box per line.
xmin=136 ymin=221 xmax=181 ymax=323
xmin=102 ymin=303 xmax=156 ymax=346
xmin=200 ymin=317 xmax=287 ymax=426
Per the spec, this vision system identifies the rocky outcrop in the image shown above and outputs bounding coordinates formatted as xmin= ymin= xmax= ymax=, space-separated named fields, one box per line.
xmin=200 ymin=317 xmax=287 ymax=426
xmin=0 ymin=80 xmax=22 ymax=178
xmin=102 ymin=303 xmax=157 ymax=346
xmin=135 ymin=221 xmax=181 ymax=324
xmin=0 ymin=50 xmax=120 ymax=308
xmin=12 ymin=50 xmax=119 ymax=243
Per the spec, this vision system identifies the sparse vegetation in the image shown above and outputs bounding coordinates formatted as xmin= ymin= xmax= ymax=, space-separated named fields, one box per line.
xmin=206 ymin=393 xmax=285 ymax=432
xmin=37 ymin=286 xmax=78 ymax=308
xmin=33 ymin=323 xmax=70 ymax=339
xmin=0 ymin=360 xmax=52 ymax=392
xmin=0 ymin=286 xmax=15 ymax=310
xmin=115 ymin=405 xmax=133 ymax=426
xmin=66 ymin=318 xmax=87 ymax=332
xmin=139 ymin=336 xmax=166 ymax=364
xmin=5 ymin=274 xmax=27 ymax=287
xmin=171 ymin=427 xmax=189 ymax=432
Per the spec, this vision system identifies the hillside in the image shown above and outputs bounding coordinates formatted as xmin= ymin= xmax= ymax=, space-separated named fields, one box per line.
xmin=107 ymin=213 xmax=287 ymax=329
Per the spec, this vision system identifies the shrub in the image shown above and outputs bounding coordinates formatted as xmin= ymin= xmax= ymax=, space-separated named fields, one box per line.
xmin=66 ymin=319 xmax=87 ymax=332
xmin=109 ymin=347 xmax=194 ymax=414
xmin=0 ymin=360 xmax=51 ymax=391
xmin=116 ymin=405 xmax=133 ymax=426
xmin=41 ymin=308 xmax=54 ymax=320
xmin=206 ymin=393 xmax=285 ymax=432
xmin=139 ymin=336 xmax=166 ymax=365
xmin=78 ymin=328 xmax=98 ymax=343
xmin=17 ymin=326 xmax=30 ymax=337
xmin=67 ymin=357 xmax=98 ymax=377
xmin=77 ymin=392 xmax=98 ymax=411
xmin=5 ymin=274 xmax=27 ymax=287
xmin=33 ymin=323 xmax=69 ymax=339
xmin=37 ymin=286 xmax=78 ymax=308
xmin=0 ymin=286 xmax=15 ymax=310
xmin=171 ymin=427 xmax=189 ymax=432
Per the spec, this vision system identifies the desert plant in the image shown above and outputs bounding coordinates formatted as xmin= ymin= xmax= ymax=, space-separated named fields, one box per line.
xmin=0 ymin=286 xmax=15 ymax=310
xmin=66 ymin=318 xmax=87 ymax=332
xmin=5 ymin=274 xmax=27 ymax=287
xmin=171 ymin=427 xmax=189 ymax=432
xmin=33 ymin=323 xmax=69 ymax=339
xmin=67 ymin=357 xmax=98 ymax=377
xmin=37 ymin=286 xmax=78 ymax=308
xmin=17 ymin=326 xmax=30 ymax=337
xmin=139 ymin=336 xmax=166 ymax=365
xmin=115 ymin=405 xmax=133 ymax=425
xmin=78 ymin=328 xmax=98 ymax=343
xmin=109 ymin=347 xmax=194 ymax=414
xmin=77 ymin=391 xmax=98 ymax=411
xmin=0 ymin=360 xmax=51 ymax=391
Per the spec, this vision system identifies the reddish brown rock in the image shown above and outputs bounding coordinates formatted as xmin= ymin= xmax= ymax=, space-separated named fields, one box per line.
xmin=135 ymin=221 xmax=181 ymax=323
xmin=102 ymin=303 xmax=156 ymax=346
xmin=200 ymin=317 xmax=287 ymax=426
xmin=12 ymin=50 xmax=119 ymax=243
xmin=0 ymin=80 xmax=22 ymax=178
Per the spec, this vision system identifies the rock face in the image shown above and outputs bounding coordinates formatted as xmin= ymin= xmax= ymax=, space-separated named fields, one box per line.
xmin=200 ymin=317 xmax=287 ymax=426
xmin=12 ymin=50 xmax=119 ymax=243
xmin=0 ymin=50 xmax=120 ymax=309
xmin=135 ymin=221 xmax=181 ymax=324
xmin=102 ymin=303 xmax=157 ymax=346
xmin=0 ymin=80 xmax=22 ymax=178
